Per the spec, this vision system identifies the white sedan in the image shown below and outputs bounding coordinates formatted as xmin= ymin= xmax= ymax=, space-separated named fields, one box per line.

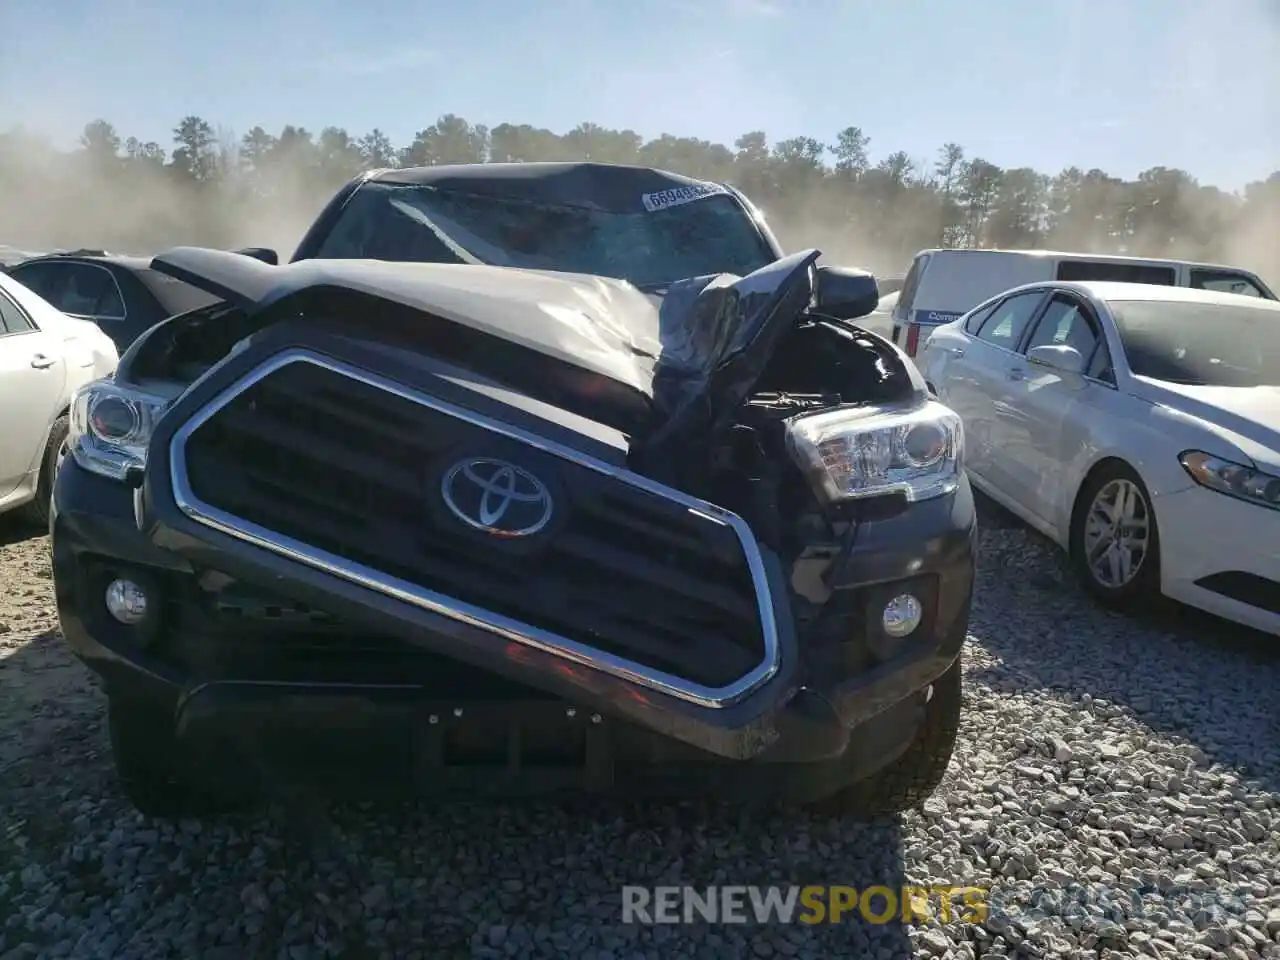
xmin=919 ymin=280 xmax=1280 ymax=636
xmin=0 ymin=271 xmax=118 ymax=523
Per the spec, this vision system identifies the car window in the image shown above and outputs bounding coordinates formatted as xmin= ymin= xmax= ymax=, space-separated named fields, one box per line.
xmin=1110 ymin=299 xmax=1280 ymax=387
xmin=1056 ymin=260 xmax=1177 ymax=285
xmin=1087 ymin=341 xmax=1115 ymax=384
xmin=974 ymin=291 xmax=1043 ymax=350
xmin=60 ymin=264 xmax=126 ymax=320
xmin=1024 ymin=293 xmax=1100 ymax=359
xmin=6 ymin=261 xmax=65 ymax=301
xmin=963 ymin=300 xmax=999 ymax=334
xmin=1189 ymin=269 xmax=1265 ymax=299
xmin=0 ymin=290 xmax=35 ymax=335
xmin=96 ymin=272 xmax=128 ymax=319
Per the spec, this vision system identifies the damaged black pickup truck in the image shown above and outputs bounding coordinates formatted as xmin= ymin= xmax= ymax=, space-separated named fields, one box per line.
xmin=51 ymin=162 xmax=976 ymax=819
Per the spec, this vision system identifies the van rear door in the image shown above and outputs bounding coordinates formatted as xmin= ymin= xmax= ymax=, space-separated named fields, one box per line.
xmin=891 ymin=252 xmax=930 ymax=353
xmin=897 ymin=251 xmax=1048 ymax=357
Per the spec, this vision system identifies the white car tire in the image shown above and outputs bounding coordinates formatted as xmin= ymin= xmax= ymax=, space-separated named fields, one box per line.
xmin=21 ymin=415 xmax=69 ymax=528
xmin=1069 ymin=460 xmax=1162 ymax=611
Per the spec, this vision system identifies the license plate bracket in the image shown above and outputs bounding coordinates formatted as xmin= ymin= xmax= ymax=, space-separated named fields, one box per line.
xmin=410 ymin=701 xmax=615 ymax=795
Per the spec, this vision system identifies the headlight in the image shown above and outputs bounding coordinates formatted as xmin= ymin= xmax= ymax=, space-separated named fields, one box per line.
xmin=69 ymin=379 xmax=171 ymax=481
xmin=1179 ymin=450 xmax=1280 ymax=511
xmin=785 ymin=400 xmax=963 ymax=503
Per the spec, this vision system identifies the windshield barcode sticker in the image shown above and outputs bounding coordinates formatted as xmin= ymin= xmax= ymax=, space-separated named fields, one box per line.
xmin=641 ymin=182 xmax=728 ymax=212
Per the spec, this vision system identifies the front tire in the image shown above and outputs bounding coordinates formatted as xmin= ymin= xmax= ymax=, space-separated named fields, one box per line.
xmin=19 ymin=414 xmax=69 ymax=528
xmin=108 ymin=696 xmax=237 ymax=819
xmin=1069 ymin=461 xmax=1162 ymax=611
xmin=809 ymin=655 xmax=962 ymax=819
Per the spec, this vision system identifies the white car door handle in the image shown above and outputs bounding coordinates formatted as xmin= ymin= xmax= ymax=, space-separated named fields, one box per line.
xmin=1007 ymin=368 xmax=1026 ymax=381
xmin=942 ymin=346 xmax=965 ymax=357
xmin=30 ymin=353 xmax=57 ymax=369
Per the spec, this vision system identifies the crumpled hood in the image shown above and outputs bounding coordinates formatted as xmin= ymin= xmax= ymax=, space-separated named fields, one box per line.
xmin=148 ymin=247 xmax=821 ymax=458
xmin=300 ymin=259 xmax=667 ymax=399
xmin=1137 ymin=377 xmax=1280 ymax=472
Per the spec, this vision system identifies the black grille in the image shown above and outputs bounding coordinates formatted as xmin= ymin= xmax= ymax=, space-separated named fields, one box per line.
xmin=179 ymin=358 xmax=768 ymax=689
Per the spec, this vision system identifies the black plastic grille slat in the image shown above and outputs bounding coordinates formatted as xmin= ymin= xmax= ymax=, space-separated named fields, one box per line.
xmin=181 ymin=360 xmax=767 ymax=688
xmin=553 ymin=533 xmax=754 ymax=619
xmin=214 ymin=405 xmax=426 ymax=504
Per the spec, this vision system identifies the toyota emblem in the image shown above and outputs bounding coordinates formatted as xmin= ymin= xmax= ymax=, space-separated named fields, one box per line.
xmin=440 ymin=457 xmax=554 ymax=538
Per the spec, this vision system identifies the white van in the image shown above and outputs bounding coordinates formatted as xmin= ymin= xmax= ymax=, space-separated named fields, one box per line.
xmin=889 ymin=249 xmax=1276 ymax=358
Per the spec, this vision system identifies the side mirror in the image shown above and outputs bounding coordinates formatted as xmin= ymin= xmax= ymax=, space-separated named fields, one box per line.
xmin=813 ymin=264 xmax=879 ymax=321
xmin=233 ymin=247 xmax=279 ymax=265
xmin=1027 ymin=344 xmax=1086 ymax=375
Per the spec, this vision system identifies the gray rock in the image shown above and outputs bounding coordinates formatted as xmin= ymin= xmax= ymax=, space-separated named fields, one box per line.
xmin=1265 ymin=909 xmax=1280 ymax=937
xmin=1160 ymin=832 xmax=1192 ymax=851
xmin=915 ymin=928 xmax=953 ymax=955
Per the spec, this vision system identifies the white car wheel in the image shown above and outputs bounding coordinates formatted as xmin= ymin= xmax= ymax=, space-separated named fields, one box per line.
xmin=1070 ymin=462 xmax=1162 ymax=611
xmin=1081 ymin=478 xmax=1151 ymax=588
xmin=20 ymin=414 xmax=70 ymax=527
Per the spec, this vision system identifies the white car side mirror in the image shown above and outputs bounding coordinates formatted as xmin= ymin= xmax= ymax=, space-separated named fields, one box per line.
xmin=1027 ymin=344 xmax=1086 ymax=375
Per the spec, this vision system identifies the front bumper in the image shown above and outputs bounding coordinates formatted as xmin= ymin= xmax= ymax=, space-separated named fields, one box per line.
xmin=1156 ymin=485 xmax=1280 ymax=636
xmin=54 ymin=455 xmax=975 ymax=784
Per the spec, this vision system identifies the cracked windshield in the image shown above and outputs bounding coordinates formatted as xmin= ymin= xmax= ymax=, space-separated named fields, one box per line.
xmin=315 ymin=183 xmax=775 ymax=286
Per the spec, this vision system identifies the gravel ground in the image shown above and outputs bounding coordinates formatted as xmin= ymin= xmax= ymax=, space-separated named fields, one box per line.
xmin=1 ymin=500 xmax=1278 ymax=960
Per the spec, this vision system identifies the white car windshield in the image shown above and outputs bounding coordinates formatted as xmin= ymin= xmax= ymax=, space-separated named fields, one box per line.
xmin=1111 ymin=299 xmax=1280 ymax=387
xmin=315 ymin=182 xmax=775 ymax=289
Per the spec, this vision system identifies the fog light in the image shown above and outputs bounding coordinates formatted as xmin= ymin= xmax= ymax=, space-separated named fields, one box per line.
xmin=105 ymin=579 xmax=148 ymax=624
xmin=881 ymin=594 xmax=923 ymax=638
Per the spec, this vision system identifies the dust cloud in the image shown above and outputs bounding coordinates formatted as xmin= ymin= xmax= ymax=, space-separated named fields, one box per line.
xmin=0 ymin=134 xmax=327 ymax=262
xmin=2 ymin=128 xmax=1277 ymax=283
xmin=1 ymin=5 xmax=1277 ymax=285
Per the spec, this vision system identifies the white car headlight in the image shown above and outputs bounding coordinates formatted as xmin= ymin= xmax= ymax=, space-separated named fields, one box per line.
xmin=1179 ymin=450 xmax=1280 ymax=511
xmin=69 ymin=379 xmax=171 ymax=481
xmin=785 ymin=399 xmax=964 ymax=504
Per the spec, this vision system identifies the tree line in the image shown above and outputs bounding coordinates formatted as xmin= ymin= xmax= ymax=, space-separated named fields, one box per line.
xmin=1 ymin=114 xmax=1276 ymax=280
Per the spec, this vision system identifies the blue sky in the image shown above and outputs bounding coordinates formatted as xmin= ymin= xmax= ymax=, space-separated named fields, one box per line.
xmin=2 ymin=0 xmax=1277 ymax=189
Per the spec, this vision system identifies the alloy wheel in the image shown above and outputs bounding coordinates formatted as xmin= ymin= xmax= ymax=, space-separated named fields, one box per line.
xmin=1081 ymin=478 xmax=1150 ymax=589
